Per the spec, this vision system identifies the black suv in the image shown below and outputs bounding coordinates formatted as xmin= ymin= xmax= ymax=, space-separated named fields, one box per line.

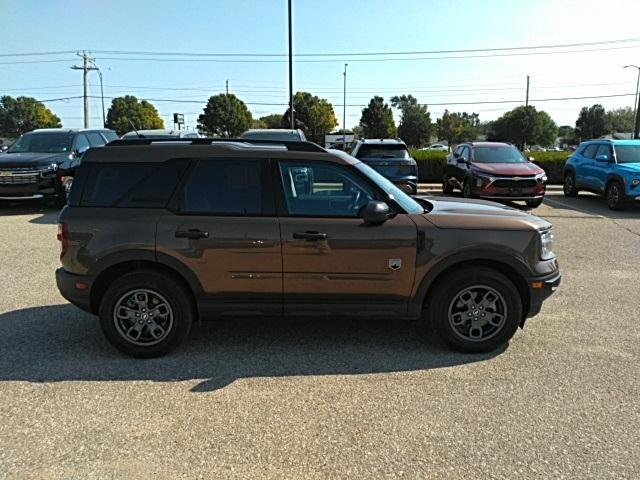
xmin=0 ymin=128 xmax=118 ymax=206
xmin=56 ymin=138 xmax=560 ymax=358
xmin=350 ymin=139 xmax=418 ymax=194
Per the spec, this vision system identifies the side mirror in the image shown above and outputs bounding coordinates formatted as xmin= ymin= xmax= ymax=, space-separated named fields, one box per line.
xmin=361 ymin=200 xmax=390 ymax=224
xmin=595 ymin=154 xmax=610 ymax=162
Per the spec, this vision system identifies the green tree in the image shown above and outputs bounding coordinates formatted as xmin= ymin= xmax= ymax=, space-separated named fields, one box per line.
xmin=436 ymin=110 xmax=480 ymax=149
xmin=259 ymin=114 xmax=282 ymax=129
xmin=281 ymin=92 xmax=338 ymax=143
xmin=575 ymin=104 xmax=607 ymax=140
xmin=0 ymin=96 xmax=61 ymax=138
xmin=390 ymin=94 xmax=432 ymax=147
xmin=359 ymin=96 xmax=396 ymax=138
xmin=605 ymin=107 xmax=635 ymax=133
xmin=488 ymin=106 xmax=557 ymax=149
xmin=197 ymin=93 xmax=252 ymax=137
xmin=558 ymin=125 xmax=577 ymax=146
xmin=251 ymin=118 xmax=267 ymax=129
xmin=106 ymin=95 xmax=163 ymax=135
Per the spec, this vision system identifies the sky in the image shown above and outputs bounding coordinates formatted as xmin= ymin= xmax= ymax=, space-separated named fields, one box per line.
xmin=2 ymin=0 xmax=640 ymax=132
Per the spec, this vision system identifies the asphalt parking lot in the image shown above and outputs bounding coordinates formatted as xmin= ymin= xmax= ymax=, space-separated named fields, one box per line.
xmin=0 ymin=192 xmax=638 ymax=479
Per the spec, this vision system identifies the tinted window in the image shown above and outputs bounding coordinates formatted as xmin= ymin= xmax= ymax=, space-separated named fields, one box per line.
xmin=74 ymin=134 xmax=90 ymax=153
xmin=583 ymin=144 xmax=598 ymax=159
xmin=7 ymin=132 xmax=73 ymax=153
xmin=102 ymin=131 xmax=119 ymax=143
xmin=82 ymin=164 xmax=155 ymax=206
xmin=355 ymin=144 xmax=410 ymax=159
xmin=473 ymin=146 xmax=527 ymax=163
xmin=280 ymin=161 xmax=375 ymax=217
xmin=120 ymin=159 xmax=189 ymax=207
xmin=595 ymin=144 xmax=612 ymax=160
xmin=460 ymin=146 xmax=470 ymax=161
xmin=614 ymin=145 xmax=640 ymax=163
xmin=86 ymin=132 xmax=106 ymax=147
xmin=181 ymin=159 xmax=264 ymax=215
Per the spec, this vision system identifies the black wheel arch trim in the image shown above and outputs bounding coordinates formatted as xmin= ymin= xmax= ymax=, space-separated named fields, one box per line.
xmin=409 ymin=249 xmax=532 ymax=318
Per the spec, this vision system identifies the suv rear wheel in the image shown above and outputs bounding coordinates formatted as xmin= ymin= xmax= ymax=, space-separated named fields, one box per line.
xmin=427 ymin=267 xmax=522 ymax=353
xmin=563 ymin=172 xmax=578 ymax=197
xmin=98 ymin=270 xmax=194 ymax=358
xmin=462 ymin=180 xmax=473 ymax=199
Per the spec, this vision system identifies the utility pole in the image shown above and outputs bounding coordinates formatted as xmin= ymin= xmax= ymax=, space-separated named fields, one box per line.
xmin=525 ymin=75 xmax=530 ymax=107
xmin=71 ymin=51 xmax=98 ymax=128
xmin=288 ymin=0 xmax=294 ymax=130
xmin=342 ymin=63 xmax=348 ymax=148
xmin=624 ymin=65 xmax=640 ymax=139
xmin=226 ymin=79 xmax=229 ymax=95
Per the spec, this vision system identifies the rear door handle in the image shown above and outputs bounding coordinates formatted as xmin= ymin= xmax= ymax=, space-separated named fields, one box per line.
xmin=175 ymin=229 xmax=209 ymax=239
xmin=292 ymin=231 xmax=328 ymax=241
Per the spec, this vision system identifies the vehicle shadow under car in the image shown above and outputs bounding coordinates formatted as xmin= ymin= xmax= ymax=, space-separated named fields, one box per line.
xmin=0 ymin=200 xmax=60 ymax=224
xmin=0 ymin=304 xmax=504 ymax=392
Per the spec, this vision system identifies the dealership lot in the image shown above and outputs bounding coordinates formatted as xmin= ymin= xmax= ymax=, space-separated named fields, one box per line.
xmin=0 ymin=193 xmax=638 ymax=479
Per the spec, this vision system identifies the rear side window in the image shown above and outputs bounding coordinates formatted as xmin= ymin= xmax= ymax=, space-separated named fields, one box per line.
xmin=86 ymin=132 xmax=106 ymax=147
xmin=80 ymin=160 xmax=187 ymax=207
xmin=102 ymin=131 xmax=119 ymax=143
xmin=179 ymin=159 xmax=267 ymax=215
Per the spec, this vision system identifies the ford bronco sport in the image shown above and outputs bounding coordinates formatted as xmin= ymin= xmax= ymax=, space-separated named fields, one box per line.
xmin=56 ymin=138 xmax=560 ymax=358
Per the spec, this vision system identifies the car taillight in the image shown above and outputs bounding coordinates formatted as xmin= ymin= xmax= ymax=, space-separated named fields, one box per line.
xmin=57 ymin=222 xmax=69 ymax=259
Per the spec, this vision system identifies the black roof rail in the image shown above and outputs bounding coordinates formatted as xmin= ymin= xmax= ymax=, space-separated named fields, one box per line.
xmin=106 ymin=137 xmax=326 ymax=152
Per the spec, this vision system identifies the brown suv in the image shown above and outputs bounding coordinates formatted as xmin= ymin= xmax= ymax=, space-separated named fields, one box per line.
xmin=56 ymin=138 xmax=561 ymax=357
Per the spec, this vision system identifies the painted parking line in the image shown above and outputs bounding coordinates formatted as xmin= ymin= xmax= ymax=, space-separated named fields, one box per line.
xmin=543 ymin=196 xmax=605 ymax=218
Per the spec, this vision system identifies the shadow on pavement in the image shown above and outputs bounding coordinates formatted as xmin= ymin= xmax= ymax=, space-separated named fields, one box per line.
xmin=544 ymin=192 xmax=640 ymax=219
xmin=0 ymin=200 xmax=60 ymax=225
xmin=0 ymin=304 xmax=504 ymax=392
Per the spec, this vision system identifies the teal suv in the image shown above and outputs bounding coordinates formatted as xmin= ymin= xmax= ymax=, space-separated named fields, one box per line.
xmin=563 ymin=140 xmax=640 ymax=210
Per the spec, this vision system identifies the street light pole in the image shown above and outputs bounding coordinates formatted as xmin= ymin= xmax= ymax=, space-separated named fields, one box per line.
xmin=288 ymin=0 xmax=294 ymax=130
xmin=343 ymin=63 xmax=348 ymax=148
xmin=97 ymin=68 xmax=105 ymax=127
xmin=624 ymin=65 xmax=640 ymax=138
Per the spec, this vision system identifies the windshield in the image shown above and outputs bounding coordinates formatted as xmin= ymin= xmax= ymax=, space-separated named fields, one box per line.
xmin=8 ymin=132 xmax=73 ymax=154
xmin=355 ymin=162 xmax=423 ymax=214
xmin=614 ymin=145 xmax=640 ymax=163
xmin=473 ymin=146 xmax=527 ymax=163
xmin=356 ymin=144 xmax=410 ymax=159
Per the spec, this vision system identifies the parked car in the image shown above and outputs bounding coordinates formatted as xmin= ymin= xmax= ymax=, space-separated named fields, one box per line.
xmin=0 ymin=128 xmax=118 ymax=206
xmin=122 ymin=129 xmax=200 ymax=139
xmin=443 ymin=142 xmax=547 ymax=208
xmin=563 ymin=139 xmax=640 ymax=210
xmin=350 ymin=138 xmax=418 ymax=194
xmin=240 ymin=129 xmax=306 ymax=142
xmin=421 ymin=143 xmax=448 ymax=152
xmin=56 ymin=138 xmax=560 ymax=358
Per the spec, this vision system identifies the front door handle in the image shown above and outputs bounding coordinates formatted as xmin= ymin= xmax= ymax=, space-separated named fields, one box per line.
xmin=175 ymin=229 xmax=209 ymax=239
xmin=292 ymin=231 xmax=328 ymax=241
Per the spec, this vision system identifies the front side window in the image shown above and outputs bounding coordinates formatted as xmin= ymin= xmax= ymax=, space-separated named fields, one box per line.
xmin=583 ymin=144 xmax=598 ymax=159
xmin=7 ymin=132 xmax=73 ymax=154
xmin=74 ymin=134 xmax=90 ymax=154
xmin=614 ymin=145 xmax=640 ymax=163
xmin=279 ymin=162 xmax=375 ymax=217
xmin=86 ymin=132 xmax=106 ymax=147
xmin=460 ymin=146 xmax=470 ymax=161
xmin=181 ymin=159 xmax=265 ymax=215
xmin=595 ymin=144 xmax=612 ymax=160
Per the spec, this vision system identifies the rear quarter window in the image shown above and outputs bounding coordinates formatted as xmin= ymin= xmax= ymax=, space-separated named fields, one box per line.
xmin=80 ymin=159 xmax=188 ymax=207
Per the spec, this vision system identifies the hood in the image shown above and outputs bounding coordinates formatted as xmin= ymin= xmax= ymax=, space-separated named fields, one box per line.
xmin=616 ymin=163 xmax=640 ymax=175
xmin=0 ymin=151 xmax=69 ymax=168
xmin=420 ymin=197 xmax=551 ymax=231
xmin=472 ymin=162 xmax=543 ymax=176
xmin=360 ymin=157 xmax=416 ymax=165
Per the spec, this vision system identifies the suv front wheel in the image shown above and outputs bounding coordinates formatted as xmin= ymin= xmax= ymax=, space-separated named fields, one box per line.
xmin=98 ymin=270 xmax=194 ymax=358
xmin=427 ymin=267 xmax=522 ymax=353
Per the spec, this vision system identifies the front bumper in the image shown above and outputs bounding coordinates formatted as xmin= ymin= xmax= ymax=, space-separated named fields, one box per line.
xmin=526 ymin=270 xmax=561 ymax=320
xmin=0 ymin=171 xmax=59 ymax=200
xmin=56 ymin=268 xmax=94 ymax=314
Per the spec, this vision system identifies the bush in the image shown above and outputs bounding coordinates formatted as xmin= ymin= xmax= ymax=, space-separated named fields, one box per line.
xmin=410 ymin=149 xmax=569 ymax=184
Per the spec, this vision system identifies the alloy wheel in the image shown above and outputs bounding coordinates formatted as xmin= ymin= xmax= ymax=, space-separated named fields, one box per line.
xmin=113 ymin=289 xmax=174 ymax=346
xmin=447 ymin=285 xmax=508 ymax=342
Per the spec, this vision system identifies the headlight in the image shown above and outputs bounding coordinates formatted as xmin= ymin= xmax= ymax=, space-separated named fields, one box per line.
xmin=474 ymin=172 xmax=495 ymax=187
xmin=535 ymin=172 xmax=548 ymax=182
xmin=539 ymin=228 xmax=555 ymax=260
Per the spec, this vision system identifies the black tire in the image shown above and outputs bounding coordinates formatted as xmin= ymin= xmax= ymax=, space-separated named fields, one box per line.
xmin=426 ymin=267 xmax=522 ymax=353
xmin=442 ymin=175 xmax=454 ymax=194
xmin=563 ymin=172 xmax=578 ymax=197
xmin=98 ymin=270 xmax=194 ymax=358
xmin=606 ymin=180 xmax=626 ymax=210
xmin=462 ymin=180 xmax=473 ymax=199
xmin=525 ymin=198 xmax=543 ymax=208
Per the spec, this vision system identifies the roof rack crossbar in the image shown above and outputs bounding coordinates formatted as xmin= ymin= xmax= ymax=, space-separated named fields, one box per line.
xmin=107 ymin=137 xmax=326 ymax=152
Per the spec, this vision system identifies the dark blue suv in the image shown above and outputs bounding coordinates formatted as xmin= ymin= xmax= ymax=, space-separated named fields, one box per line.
xmin=350 ymin=139 xmax=418 ymax=194
xmin=563 ymin=139 xmax=640 ymax=210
